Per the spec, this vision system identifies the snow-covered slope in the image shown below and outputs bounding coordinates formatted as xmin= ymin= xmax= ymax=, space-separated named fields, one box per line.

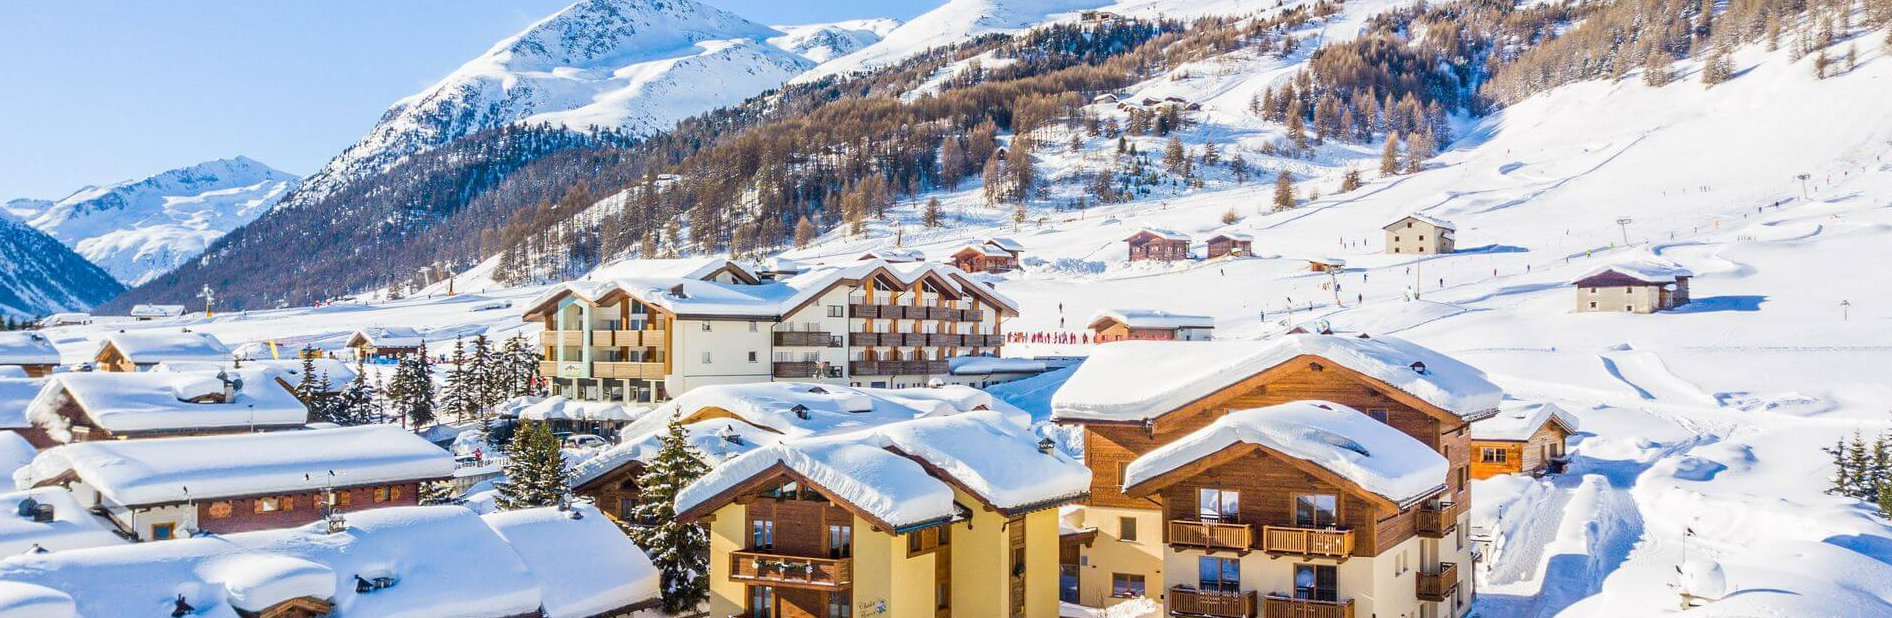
xmin=6 ymin=156 xmax=298 ymax=286
xmin=768 ymin=19 xmax=903 ymax=63
xmin=794 ymin=0 xmax=1106 ymax=83
xmin=0 ymin=214 xmax=123 ymax=320
xmin=291 ymin=0 xmax=812 ymax=205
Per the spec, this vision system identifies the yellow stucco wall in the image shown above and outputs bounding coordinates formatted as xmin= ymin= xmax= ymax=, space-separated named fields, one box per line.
xmin=1072 ymin=505 xmax=1166 ymax=608
xmin=706 ymin=503 xmax=748 ymax=618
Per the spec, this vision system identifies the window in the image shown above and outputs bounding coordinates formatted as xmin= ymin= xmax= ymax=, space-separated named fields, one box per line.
xmin=702 ymin=352 xmax=712 ymax=364
xmin=1197 ymin=488 xmax=1240 ymax=522
xmin=1481 ymin=447 xmax=1508 ymax=463
xmin=937 ymin=581 xmax=951 ymax=609
xmin=1396 ymin=549 xmax=1409 ymax=575
xmin=1294 ymin=564 xmax=1338 ymax=602
xmin=1012 ymin=546 xmax=1027 ymax=577
xmin=151 ymin=523 xmax=176 ymax=540
xmin=1590 ymin=301 xmax=1599 ymax=308
xmin=748 ymin=586 xmax=776 ymax=618
xmin=1199 ymin=556 xmax=1240 ymax=593
xmin=1367 ymin=408 xmax=1389 ymax=424
xmin=828 ymin=592 xmax=852 ymax=618
xmin=255 ymin=496 xmax=284 ymax=513
xmin=1111 ymin=573 xmax=1146 ymax=598
xmin=748 ymin=351 xmax=758 ymax=363
xmin=1118 ymin=516 xmax=1138 ymax=542
xmin=1419 ymin=235 xmax=1426 ymax=241
xmin=700 ymin=321 xmax=711 ymax=331
xmin=1293 ymin=494 xmax=1338 ymax=528
xmin=749 ymin=321 xmax=758 ymax=332
xmin=330 ymin=491 xmax=351 ymax=506
xmin=828 ymin=305 xmax=844 ymax=318
xmin=829 ymin=524 xmax=853 ymax=558
xmin=750 ymin=519 xmax=775 ymax=550
xmin=374 ymin=486 xmax=399 ymax=503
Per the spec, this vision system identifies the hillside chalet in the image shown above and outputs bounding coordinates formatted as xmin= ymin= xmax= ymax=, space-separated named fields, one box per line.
xmin=129 ymin=304 xmax=187 ymax=321
xmin=19 ymin=367 xmax=309 ymax=447
xmin=1384 ymin=215 xmax=1457 ymax=255
xmin=1471 ymin=402 xmax=1579 ymax=479
xmin=91 ymin=330 xmax=231 ymax=372
xmin=675 ymin=410 xmax=1090 ymax=618
xmin=1571 ymin=255 xmax=1693 ymax=313
xmin=1049 ymin=333 xmax=1499 ymax=617
xmin=0 ymin=332 xmax=60 ymax=377
xmin=1086 ymin=309 xmax=1215 ymax=342
xmin=1204 ymin=233 xmax=1253 ymax=259
xmin=951 ymin=238 xmax=1025 ymax=274
xmin=1308 ymin=257 xmax=1348 ymax=273
xmin=346 ymin=326 xmax=427 ymax=359
xmin=19 ymin=425 xmax=453 ymax=540
xmin=1125 ymin=229 xmax=1191 ymax=262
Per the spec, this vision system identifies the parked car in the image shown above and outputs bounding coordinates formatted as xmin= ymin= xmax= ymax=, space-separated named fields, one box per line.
xmin=562 ymin=434 xmax=608 ymax=450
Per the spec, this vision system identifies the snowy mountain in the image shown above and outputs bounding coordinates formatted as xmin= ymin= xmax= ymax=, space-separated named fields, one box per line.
xmin=792 ymin=0 xmax=1107 ymax=83
xmin=289 ymin=0 xmax=814 ymax=205
xmin=7 ymin=156 xmax=299 ymax=286
xmin=768 ymin=18 xmax=903 ymax=63
xmin=0 ymin=213 xmax=123 ymax=320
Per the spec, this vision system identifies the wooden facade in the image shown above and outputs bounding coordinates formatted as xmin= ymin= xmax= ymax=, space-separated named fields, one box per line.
xmin=573 ymin=460 xmax=647 ymax=524
xmin=1471 ymin=422 xmax=1573 ymax=480
xmin=1204 ymin=235 xmax=1253 ymax=259
xmin=1125 ymin=231 xmax=1190 ymax=262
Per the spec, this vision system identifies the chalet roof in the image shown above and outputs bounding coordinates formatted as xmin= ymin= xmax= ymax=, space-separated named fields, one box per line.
xmin=93 ymin=330 xmax=230 ymax=364
xmin=947 ymin=356 xmax=1047 ymax=376
xmin=155 ymin=358 xmax=358 ymax=393
xmin=127 ymin=304 xmax=186 ymax=319
xmin=984 ymin=237 xmax=1025 ymax=252
xmin=569 ymin=418 xmax=780 ymax=490
xmin=0 ymin=487 xmax=127 ymax=556
xmin=1309 ymin=256 xmax=1349 ymax=266
xmin=859 ymin=248 xmax=925 ymax=262
xmin=527 ymin=259 xmax=1019 ymax=320
xmin=955 ymin=243 xmax=1011 ymax=258
xmin=24 ymin=367 xmax=309 ymax=440
xmin=1087 ymin=308 xmax=1215 ymax=331
xmin=1571 ymin=252 xmax=1693 ymax=285
xmin=0 ymin=504 xmax=657 ymax=618
xmin=586 ymin=256 xmax=757 ymax=283
xmin=0 ymin=333 xmax=59 ymax=366
xmin=1472 ymin=401 xmax=1580 ymax=442
xmin=1124 ymin=401 xmax=1448 ymax=507
xmin=1051 ymin=333 xmax=1503 ymax=423
xmin=676 ymin=410 xmax=1089 ymax=531
xmin=507 ymin=396 xmax=644 ymax=423
xmin=1125 ymin=228 xmax=1190 ymax=242
xmin=1384 ymin=213 xmax=1456 ymax=231
xmin=349 ymin=326 xmax=426 ymax=348
xmin=1208 ymin=232 xmax=1254 ymax=242
xmin=17 ymin=425 xmax=454 ymax=506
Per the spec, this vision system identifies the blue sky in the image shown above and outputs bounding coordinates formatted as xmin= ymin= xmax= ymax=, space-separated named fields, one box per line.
xmin=0 ymin=0 xmax=939 ymax=200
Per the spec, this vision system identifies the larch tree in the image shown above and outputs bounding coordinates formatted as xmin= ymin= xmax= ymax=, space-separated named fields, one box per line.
xmin=494 ymin=421 xmax=566 ymax=510
xmin=923 ymin=197 xmax=943 ymax=227
xmin=1380 ymin=134 xmax=1401 ymax=176
xmin=1272 ymin=170 xmax=1297 ymax=212
xmin=1406 ymin=132 xmax=1435 ymax=174
xmin=1340 ymin=168 xmax=1363 ymax=193
xmin=1221 ymin=208 xmax=1239 ymax=225
xmin=1163 ymin=136 xmax=1187 ymax=174
xmin=631 ymin=414 xmax=712 ymax=614
xmin=793 ymin=216 xmax=816 ymax=248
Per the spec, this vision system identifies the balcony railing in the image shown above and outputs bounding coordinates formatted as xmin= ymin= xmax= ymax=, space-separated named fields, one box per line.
xmin=600 ymin=330 xmax=666 ymax=347
xmin=1261 ymin=597 xmax=1352 ymax=618
xmin=773 ymin=331 xmax=834 ymax=347
xmin=1260 ymin=526 xmax=1353 ymax=559
xmin=1416 ymin=502 xmax=1456 ymax=539
xmin=1416 ymin=562 xmax=1458 ymax=602
xmin=849 ymin=360 xmax=950 ymax=376
xmin=1168 ymin=519 xmax=1253 ymax=552
xmin=1169 ymin=587 xmax=1255 ymax=618
xmin=772 ymin=361 xmax=823 ymax=379
xmin=729 ymin=550 xmax=852 ymax=590
xmin=593 ymin=362 xmax=665 ymax=380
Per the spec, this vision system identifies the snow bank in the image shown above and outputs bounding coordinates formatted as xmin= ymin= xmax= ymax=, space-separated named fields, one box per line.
xmin=0 ymin=488 xmax=128 ymax=556
xmin=483 ymin=504 xmax=660 ymax=618
xmin=1124 ymin=401 xmax=1447 ymax=505
xmin=1052 ymin=333 xmax=1502 ymax=422
xmin=0 ymin=333 xmax=59 ymax=367
xmin=0 ymin=581 xmax=74 ymax=618
xmin=0 ymin=379 xmax=40 ymax=430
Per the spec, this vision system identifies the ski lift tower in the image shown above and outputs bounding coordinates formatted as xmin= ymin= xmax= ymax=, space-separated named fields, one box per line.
xmin=1615 ymin=217 xmax=1633 ymax=246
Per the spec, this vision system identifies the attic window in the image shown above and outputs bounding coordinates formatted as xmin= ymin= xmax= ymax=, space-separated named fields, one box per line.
xmin=670 ymin=284 xmax=688 ymax=298
xmin=355 ymin=574 xmax=399 ymax=594
xmin=792 ymin=404 xmax=811 ymax=420
xmin=1410 ymin=361 xmax=1428 ymax=374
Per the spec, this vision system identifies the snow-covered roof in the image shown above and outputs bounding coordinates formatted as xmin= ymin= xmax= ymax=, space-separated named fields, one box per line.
xmin=0 ymin=580 xmax=72 ymax=617
xmin=1052 ymin=333 xmax=1503 ymax=422
xmin=0 ymin=379 xmax=40 ymax=430
xmin=955 ymin=243 xmax=1011 ymax=257
xmin=1208 ymin=232 xmax=1254 ymax=242
xmin=155 ymin=358 xmax=358 ymax=392
xmin=1087 ymin=308 xmax=1216 ymax=331
xmin=1384 ymin=213 xmax=1456 ymax=231
xmin=0 ymin=433 xmax=34 ymax=480
xmin=18 ymin=425 xmax=454 ymax=506
xmin=93 ymin=330 xmax=230 ymax=364
xmin=40 ymin=314 xmax=90 ymax=326
xmin=0 ymin=487 xmax=127 ymax=556
xmin=860 ymin=248 xmax=925 ymax=262
xmin=570 ymin=418 xmax=782 ymax=489
xmin=482 ymin=506 xmax=661 ymax=618
xmin=586 ymin=256 xmax=755 ymax=283
xmin=529 ymin=258 xmax=1018 ymax=320
xmin=25 ymin=367 xmax=309 ymax=440
xmin=511 ymin=396 xmax=645 ymax=423
xmin=349 ymin=326 xmax=426 ymax=348
xmin=1126 ymin=227 xmax=1190 ymax=242
xmin=677 ymin=410 xmax=1089 ymax=530
xmin=948 ymin=355 xmax=1047 ymax=375
xmin=985 ymin=237 xmax=1024 ymax=252
xmin=0 ymin=333 xmax=58 ymax=366
xmin=127 ymin=304 xmax=186 ymax=318
xmin=0 ymin=504 xmax=654 ymax=618
xmin=1309 ymin=256 xmax=1348 ymax=266
xmin=627 ymin=381 xmax=1027 ymax=441
xmin=1126 ymin=401 xmax=1449 ymax=507
xmin=1472 ymin=401 xmax=1579 ymax=442
xmin=1572 ymin=252 xmax=1694 ymax=284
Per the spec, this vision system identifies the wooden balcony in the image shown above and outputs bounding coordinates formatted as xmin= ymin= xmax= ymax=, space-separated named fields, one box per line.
xmin=729 ymin=550 xmax=852 ymax=590
xmin=1261 ymin=597 xmax=1352 ymax=618
xmin=605 ymin=330 xmax=666 ymax=348
xmin=538 ymin=361 xmax=558 ymax=377
xmin=550 ymin=330 xmax=584 ymax=346
xmin=1168 ymin=587 xmax=1255 ymax=618
xmin=849 ymin=360 xmax=950 ymax=376
xmin=1416 ymin=502 xmax=1456 ymax=539
xmin=773 ymin=331 xmax=833 ymax=347
xmin=1260 ymin=526 xmax=1354 ymax=559
xmin=1168 ymin=519 xmax=1253 ymax=553
xmin=848 ymin=303 xmax=892 ymax=319
xmin=772 ymin=361 xmax=824 ymax=379
xmin=593 ymin=362 xmax=666 ymax=380
xmin=1416 ymin=562 xmax=1458 ymax=602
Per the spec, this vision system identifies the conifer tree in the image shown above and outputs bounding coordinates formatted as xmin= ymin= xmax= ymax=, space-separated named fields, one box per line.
xmin=922 ymin=197 xmax=943 ymax=227
xmin=1380 ymin=134 xmax=1401 ymax=176
xmin=1272 ymin=170 xmax=1296 ymax=212
xmin=334 ymin=356 xmax=378 ymax=426
xmin=441 ymin=338 xmax=479 ymax=423
xmin=793 ymin=216 xmax=816 ymax=249
xmin=1340 ymin=169 xmax=1363 ymax=193
xmin=387 ymin=342 xmax=436 ymax=429
xmin=631 ymin=414 xmax=711 ymax=614
xmin=495 ymin=421 xmax=566 ymax=510
xmin=1406 ymin=132 xmax=1435 ymax=174
xmin=1702 ymin=46 xmax=1735 ymax=85
xmin=1163 ymin=136 xmax=1186 ymax=173
xmin=500 ymin=333 xmax=545 ymax=399
xmin=1643 ymin=45 xmax=1674 ymax=86
xmin=1230 ymin=154 xmax=1250 ymax=184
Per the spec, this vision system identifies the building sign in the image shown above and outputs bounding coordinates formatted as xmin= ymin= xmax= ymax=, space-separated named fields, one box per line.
xmin=558 ymin=362 xmax=590 ymax=379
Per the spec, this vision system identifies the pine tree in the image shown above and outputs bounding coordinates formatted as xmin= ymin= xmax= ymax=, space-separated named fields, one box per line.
xmin=495 ymin=421 xmax=566 ymax=510
xmin=631 ymin=414 xmax=712 ymax=614
xmin=500 ymin=333 xmax=545 ymax=399
xmin=922 ymin=197 xmax=943 ymax=227
xmin=1849 ymin=430 xmax=1874 ymax=499
xmin=1230 ymin=154 xmax=1250 ymax=184
xmin=1272 ymin=170 xmax=1296 ymax=212
xmin=1380 ymin=134 xmax=1401 ymax=176
xmin=334 ymin=356 xmax=379 ymax=426
xmin=470 ymin=335 xmax=502 ymax=409
xmin=793 ymin=216 xmax=816 ymax=249
xmin=441 ymin=338 xmax=479 ymax=423
xmin=387 ymin=342 xmax=436 ymax=429
xmin=1830 ymin=435 xmax=1853 ymax=497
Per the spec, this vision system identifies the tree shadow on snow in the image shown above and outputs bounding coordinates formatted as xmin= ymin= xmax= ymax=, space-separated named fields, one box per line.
xmin=1668 ymin=295 xmax=1767 ymax=313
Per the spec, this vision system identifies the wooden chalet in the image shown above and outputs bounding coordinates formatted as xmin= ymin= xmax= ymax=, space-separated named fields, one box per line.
xmin=1204 ymin=233 xmax=1253 ymax=259
xmin=1124 ymin=228 xmax=1191 ymax=262
xmin=1470 ymin=402 xmax=1578 ymax=479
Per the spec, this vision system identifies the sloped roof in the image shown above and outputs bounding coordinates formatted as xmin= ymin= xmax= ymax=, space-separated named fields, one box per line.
xmin=1126 ymin=228 xmax=1190 ymax=242
xmin=18 ymin=425 xmax=453 ymax=506
xmin=676 ymin=410 xmax=1088 ymax=531
xmin=128 ymin=304 xmax=186 ymax=318
xmin=1124 ymin=401 xmax=1448 ymax=507
xmin=1208 ymin=232 xmax=1254 ymax=242
xmin=0 ymin=333 xmax=59 ymax=366
xmin=25 ymin=367 xmax=309 ymax=439
xmin=349 ymin=326 xmax=426 ymax=348
xmin=0 ymin=487 xmax=128 ymax=556
xmin=1572 ymin=252 xmax=1693 ymax=284
xmin=1472 ymin=401 xmax=1580 ymax=442
xmin=585 ymin=256 xmax=756 ymax=283
xmin=1384 ymin=213 xmax=1456 ymax=231
xmin=1087 ymin=308 xmax=1215 ymax=331
xmin=526 ymin=259 xmax=1018 ymax=320
xmin=93 ymin=330 xmax=230 ymax=364
xmin=1052 ymin=333 xmax=1503 ymax=423
xmin=985 ymin=237 xmax=1025 ymax=252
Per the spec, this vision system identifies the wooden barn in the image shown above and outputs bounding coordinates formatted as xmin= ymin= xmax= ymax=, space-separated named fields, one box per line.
xmin=1204 ymin=232 xmax=1253 ymax=258
xmin=1124 ymin=228 xmax=1191 ymax=262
